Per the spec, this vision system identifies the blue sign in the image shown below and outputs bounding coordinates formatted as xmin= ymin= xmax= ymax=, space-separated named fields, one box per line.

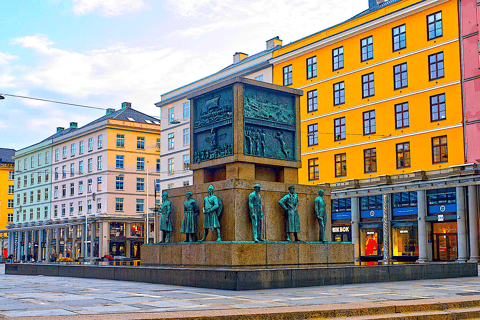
xmin=428 ymin=203 xmax=456 ymax=215
xmin=360 ymin=209 xmax=383 ymax=218
xmin=332 ymin=211 xmax=352 ymax=220
xmin=393 ymin=207 xmax=418 ymax=216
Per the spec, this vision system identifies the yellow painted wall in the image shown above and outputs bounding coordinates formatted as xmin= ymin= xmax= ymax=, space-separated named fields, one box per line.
xmin=0 ymin=165 xmax=14 ymax=237
xmin=272 ymin=0 xmax=463 ymax=184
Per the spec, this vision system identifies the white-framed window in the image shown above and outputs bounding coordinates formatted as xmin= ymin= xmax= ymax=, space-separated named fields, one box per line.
xmin=97 ymin=198 xmax=102 ymax=212
xmin=87 ymin=200 xmax=92 ymax=213
xmin=168 ymin=133 xmax=174 ymax=149
xmin=168 ymin=107 xmax=174 ymax=123
xmin=78 ymin=201 xmax=83 ymax=214
xmin=79 ymin=141 xmax=84 ymax=154
xmin=87 ymin=179 xmax=92 ymax=193
xmin=183 ymin=128 xmax=190 ymax=145
xmin=54 ymin=205 xmax=58 ymax=217
xmin=255 ymin=75 xmax=264 ymax=81
xmin=45 ymin=151 xmax=50 ymax=164
xmin=137 ymin=137 xmax=145 ymax=150
xmin=71 ymin=144 xmax=75 ymax=157
xmin=62 ymin=184 xmax=66 ymax=197
xmin=70 ymin=163 xmax=75 ymax=176
xmin=7 ymin=213 xmax=13 ymax=222
xmin=116 ymin=176 xmax=124 ymax=190
xmin=136 ymin=199 xmax=144 ymax=212
xmin=7 ymin=199 xmax=13 ymax=208
xmin=62 ymin=165 xmax=66 ymax=178
xmin=8 ymin=171 xmax=14 ymax=180
xmin=55 ymin=149 xmax=59 ymax=161
xmin=61 ymin=204 xmax=66 ymax=216
xmin=88 ymin=158 xmax=92 ymax=172
xmin=79 ymin=161 xmax=84 ymax=174
xmin=136 ymin=178 xmax=145 ymax=191
xmin=88 ymin=138 xmax=93 ymax=151
xmin=54 ymin=186 xmax=58 ymax=199
xmin=156 ymin=159 xmax=160 ymax=172
xmin=116 ymin=155 xmax=124 ymax=169
xmin=97 ymin=177 xmax=102 ymax=191
xmin=44 ymin=188 xmax=48 ymax=200
xmin=69 ymin=202 xmax=74 ymax=216
xmin=70 ymin=182 xmax=74 ymax=196
xmin=31 ymin=156 xmax=34 ymax=168
xmin=168 ymin=158 xmax=174 ymax=174
xmin=183 ymin=102 xmax=190 ymax=119
xmin=8 ymin=185 xmax=14 ymax=194
xmin=98 ymin=135 xmax=103 ymax=149
xmin=78 ymin=181 xmax=83 ymax=194
xmin=137 ymin=157 xmax=145 ymax=170
xmin=97 ymin=155 xmax=102 ymax=170
xmin=37 ymin=154 xmax=41 ymax=166
xmin=116 ymin=198 xmax=124 ymax=211
xmin=63 ymin=146 xmax=67 ymax=159
xmin=183 ymin=154 xmax=190 ymax=170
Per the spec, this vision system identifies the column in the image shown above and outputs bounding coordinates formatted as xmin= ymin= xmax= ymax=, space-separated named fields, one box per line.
xmin=457 ymin=186 xmax=468 ymax=262
xmin=125 ymin=223 xmax=132 ymax=258
xmin=382 ymin=193 xmax=392 ymax=263
xmin=55 ymin=228 xmax=60 ymax=257
xmin=7 ymin=232 xmax=13 ymax=257
xmin=23 ymin=230 xmax=29 ymax=259
xmin=417 ymin=190 xmax=428 ymax=263
xmin=72 ymin=226 xmax=77 ymax=260
xmin=81 ymin=224 xmax=86 ymax=258
xmin=99 ymin=222 xmax=110 ymax=257
xmin=351 ymin=197 xmax=360 ymax=264
xmin=89 ymin=223 xmax=95 ymax=258
xmin=63 ymin=227 xmax=68 ymax=256
xmin=45 ymin=229 xmax=51 ymax=262
xmin=16 ymin=232 xmax=22 ymax=261
xmin=37 ymin=230 xmax=43 ymax=261
xmin=468 ymin=185 xmax=479 ymax=262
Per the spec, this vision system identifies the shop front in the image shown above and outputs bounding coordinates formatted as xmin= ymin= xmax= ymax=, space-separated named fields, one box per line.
xmin=359 ymin=195 xmax=383 ymax=262
xmin=392 ymin=192 xmax=418 ymax=262
xmin=331 ymin=198 xmax=352 ymax=242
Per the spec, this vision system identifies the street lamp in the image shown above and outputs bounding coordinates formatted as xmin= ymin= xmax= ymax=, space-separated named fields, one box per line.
xmin=0 ymin=94 xmax=5 ymax=100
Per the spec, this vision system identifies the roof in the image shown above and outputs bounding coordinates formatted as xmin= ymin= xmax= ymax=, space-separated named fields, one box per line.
xmin=40 ymin=127 xmax=78 ymax=143
xmin=0 ymin=148 xmax=15 ymax=164
xmin=82 ymin=107 xmax=160 ymax=128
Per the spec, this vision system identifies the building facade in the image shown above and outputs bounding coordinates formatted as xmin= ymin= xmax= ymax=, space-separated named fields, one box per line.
xmin=155 ymin=37 xmax=282 ymax=192
xmin=5 ymin=103 xmax=160 ymax=261
xmin=0 ymin=149 xmax=15 ymax=260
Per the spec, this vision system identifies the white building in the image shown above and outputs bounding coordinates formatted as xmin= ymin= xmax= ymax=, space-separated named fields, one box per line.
xmin=155 ymin=37 xmax=282 ymax=191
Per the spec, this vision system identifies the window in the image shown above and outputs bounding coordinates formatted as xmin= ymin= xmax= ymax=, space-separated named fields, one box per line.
xmin=116 ymin=155 xmax=124 ymax=169
xmin=87 ymin=200 xmax=92 ymax=213
xmin=362 ymin=73 xmax=375 ymax=98
xmin=364 ymin=148 xmax=377 ymax=173
xmin=45 ymin=151 xmax=50 ymax=164
xmin=333 ymin=82 xmax=345 ymax=106
xmin=79 ymin=161 xmax=84 ymax=174
xmin=7 ymin=213 xmax=13 ymax=222
xmin=334 ymin=117 xmax=346 ymax=141
xmin=78 ymin=201 xmax=83 ymax=214
xmin=69 ymin=203 xmax=74 ymax=216
xmin=30 ymin=191 xmax=33 ymax=202
xmin=307 ymin=90 xmax=317 ymax=112
xmin=8 ymin=185 xmax=13 ymax=194
xmin=430 ymin=93 xmax=446 ymax=121
xmin=361 ymin=195 xmax=383 ymax=210
xmin=395 ymin=102 xmax=409 ymax=129
xmin=97 ymin=177 xmax=102 ymax=191
xmin=137 ymin=157 xmax=145 ymax=170
xmin=54 ymin=205 xmax=58 ymax=217
xmin=332 ymin=47 xmax=344 ymax=71
xmin=37 ymin=189 xmax=41 ymax=201
xmin=62 ymin=165 xmax=66 ymax=178
xmin=137 ymin=136 xmax=145 ymax=150
xmin=70 ymin=163 xmax=74 ymax=176
xmin=87 ymin=179 xmax=92 ymax=193
xmin=427 ymin=11 xmax=442 ymax=40
xmin=361 ymin=36 xmax=373 ymax=62
xmin=54 ymin=167 xmax=58 ymax=180
xmin=363 ymin=110 xmax=376 ymax=135
xmin=71 ymin=144 xmax=75 ymax=157
xmin=308 ymin=158 xmax=319 ymax=181
xmin=78 ymin=181 xmax=83 ymax=194
xmin=432 ymin=135 xmax=448 ymax=163
xmin=156 ymin=159 xmax=160 ymax=172
xmin=168 ymin=158 xmax=174 ymax=174
xmin=17 ymin=160 xmax=21 ymax=171
xmin=54 ymin=187 xmax=58 ymax=199
xmin=98 ymin=135 xmax=103 ymax=149
xmin=306 ymin=56 xmax=317 ymax=79
xmin=23 ymin=192 xmax=26 ymax=204
xmin=155 ymin=179 xmax=161 ymax=192
xmin=307 ymin=123 xmax=318 ymax=146
xmin=62 ymin=185 xmax=66 ymax=197
xmin=393 ymin=63 xmax=408 ymax=90
xmin=97 ymin=198 xmax=101 ymax=212
xmin=183 ymin=154 xmax=190 ymax=170
xmin=136 ymin=199 xmax=144 ymax=212
xmin=38 ymin=173 xmax=41 ymax=183
xmin=396 ymin=142 xmax=411 ymax=168
xmin=88 ymin=138 xmax=93 ymax=151
xmin=44 ymin=206 xmax=48 ymax=218
xmin=30 ymin=173 xmax=34 ymax=185
xmin=7 ymin=199 xmax=13 ymax=208
xmin=24 ymin=158 xmax=27 ymax=169
xmin=45 ymin=171 xmax=49 ymax=182
xmin=8 ymin=171 xmax=14 ymax=180
xmin=116 ymin=134 xmax=125 ymax=148
xmin=97 ymin=156 xmax=102 ymax=170
xmin=429 ymin=52 xmax=444 ymax=80
xmin=136 ymin=178 xmax=145 ymax=191
xmin=88 ymin=158 xmax=92 ymax=172
xmin=335 ymin=153 xmax=347 ymax=177
xmin=255 ymin=75 xmax=263 ymax=81
xmin=116 ymin=176 xmax=124 ymax=190
xmin=427 ymin=188 xmax=456 ymax=205
xmin=168 ymin=133 xmax=174 ymax=149
xmin=183 ymin=128 xmax=190 ymax=145
xmin=17 ymin=177 xmax=20 ymax=188
xmin=44 ymin=188 xmax=48 ymax=201
xmin=156 ymin=138 xmax=161 ymax=151
xmin=23 ymin=175 xmax=27 ymax=186
xmin=37 ymin=207 xmax=41 ymax=219
xmin=63 ymin=146 xmax=67 ymax=159
xmin=168 ymin=107 xmax=175 ymax=124
xmin=115 ymin=198 xmax=124 ymax=211
xmin=79 ymin=141 xmax=84 ymax=154
xmin=168 ymin=183 xmax=174 ymax=189
xmin=183 ymin=102 xmax=190 ymax=119
xmin=37 ymin=154 xmax=41 ymax=166
xmin=392 ymin=24 xmax=406 ymax=51
xmin=30 ymin=208 xmax=33 ymax=219
xmin=283 ymin=65 xmax=292 ymax=86
xmin=31 ymin=156 xmax=34 ymax=168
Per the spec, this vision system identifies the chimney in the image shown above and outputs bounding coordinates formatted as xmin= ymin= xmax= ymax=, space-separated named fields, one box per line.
xmin=56 ymin=127 xmax=64 ymax=133
xmin=377 ymin=0 xmax=387 ymax=4
xmin=121 ymin=102 xmax=132 ymax=109
xmin=233 ymin=52 xmax=248 ymax=64
xmin=368 ymin=0 xmax=376 ymax=8
xmin=106 ymin=108 xmax=115 ymax=115
xmin=266 ymin=36 xmax=282 ymax=50
xmin=69 ymin=122 xmax=78 ymax=129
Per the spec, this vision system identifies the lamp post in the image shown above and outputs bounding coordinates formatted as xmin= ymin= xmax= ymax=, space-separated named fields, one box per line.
xmin=146 ymin=161 xmax=149 ymax=244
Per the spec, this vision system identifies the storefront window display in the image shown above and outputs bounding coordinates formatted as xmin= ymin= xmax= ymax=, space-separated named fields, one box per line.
xmin=392 ymin=226 xmax=418 ymax=260
xmin=432 ymin=222 xmax=457 ymax=261
xmin=110 ymin=222 xmax=125 ymax=237
xmin=360 ymin=228 xmax=383 ymax=260
xmin=331 ymin=198 xmax=352 ymax=242
xmin=131 ymin=223 xmax=143 ymax=237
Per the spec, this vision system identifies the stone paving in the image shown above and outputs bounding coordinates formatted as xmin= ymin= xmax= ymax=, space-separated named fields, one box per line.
xmin=0 ymin=264 xmax=480 ymax=318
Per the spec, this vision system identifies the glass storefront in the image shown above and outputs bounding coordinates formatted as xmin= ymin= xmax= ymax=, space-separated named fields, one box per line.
xmin=131 ymin=223 xmax=143 ymax=237
xmin=332 ymin=225 xmax=351 ymax=242
xmin=110 ymin=223 xmax=125 ymax=237
xmin=432 ymin=222 xmax=457 ymax=261
xmin=360 ymin=228 xmax=383 ymax=261
xmin=392 ymin=226 xmax=418 ymax=261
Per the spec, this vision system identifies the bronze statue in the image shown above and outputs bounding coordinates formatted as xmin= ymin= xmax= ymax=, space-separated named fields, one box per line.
xmin=181 ymin=192 xmax=199 ymax=242
xmin=248 ymin=184 xmax=265 ymax=242
xmin=159 ymin=192 xmax=172 ymax=243
xmin=278 ymin=185 xmax=301 ymax=241
xmin=315 ymin=189 xmax=327 ymax=242
xmin=199 ymin=185 xmax=223 ymax=242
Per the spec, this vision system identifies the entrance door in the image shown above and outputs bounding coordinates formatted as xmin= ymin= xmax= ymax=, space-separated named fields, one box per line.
xmin=434 ymin=233 xmax=457 ymax=261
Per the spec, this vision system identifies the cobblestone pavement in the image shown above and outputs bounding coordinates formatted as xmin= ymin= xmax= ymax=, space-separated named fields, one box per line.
xmin=0 ymin=264 xmax=479 ymax=318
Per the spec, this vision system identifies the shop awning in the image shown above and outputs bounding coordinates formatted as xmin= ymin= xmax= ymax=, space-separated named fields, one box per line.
xmin=360 ymin=223 xmax=382 ymax=229
xmin=392 ymin=221 xmax=418 ymax=228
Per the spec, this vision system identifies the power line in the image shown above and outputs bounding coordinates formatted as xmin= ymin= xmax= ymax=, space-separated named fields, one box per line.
xmin=1 ymin=94 xmax=106 ymax=111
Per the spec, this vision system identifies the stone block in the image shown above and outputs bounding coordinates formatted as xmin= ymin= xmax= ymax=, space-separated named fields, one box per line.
xmin=298 ymin=242 xmax=327 ymax=265
xmin=84 ymin=266 xmax=115 ymax=280
xmin=353 ymin=265 xmax=389 ymax=284
xmin=423 ymin=263 xmax=445 ymax=279
xmin=324 ymin=266 xmax=354 ymax=286
xmin=36 ymin=264 xmax=59 ymax=277
xmin=292 ymin=267 xmax=325 ymax=287
xmin=232 ymin=242 xmax=266 ymax=266
xmin=181 ymin=243 xmax=205 ymax=265
xmin=205 ymin=243 xmax=232 ymax=266
xmin=141 ymin=245 xmax=160 ymax=265
xmin=237 ymin=269 xmax=292 ymax=290
xmin=195 ymin=269 xmax=238 ymax=290
xmin=58 ymin=265 xmax=85 ymax=278
xmin=327 ymin=243 xmax=354 ymax=264
xmin=266 ymin=242 xmax=298 ymax=265
xmin=159 ymin=244 xmax=182 ymax=265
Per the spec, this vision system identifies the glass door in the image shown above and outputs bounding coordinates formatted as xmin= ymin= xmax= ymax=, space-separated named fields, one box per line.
xmin=434 ymin=233 xmax=457 ymax=261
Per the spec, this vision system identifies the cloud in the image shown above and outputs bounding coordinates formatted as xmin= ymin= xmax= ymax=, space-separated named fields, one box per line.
xmin=0 ymin=52 xmax=18 ymax=65
xmin=11 ymin=35 xmax=57 ymax=54
xmin=72 ymin=0 xmax=146 ymax=16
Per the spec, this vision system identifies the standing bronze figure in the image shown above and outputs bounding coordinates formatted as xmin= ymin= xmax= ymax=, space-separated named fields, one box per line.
xmin=159 ymin=192 xmax=172 ymax=243
xmin=199 ymin=185 xmax=223 ymax=242
xmin=181 ymin=192 xmax=199 ymax=242
xmin=248 ymin=184 xmax=265 ymax=242
xmin=278 ymin=185 xmax=301 ymax=241
xmin=315 ymin=189 xmax=327 ymax=242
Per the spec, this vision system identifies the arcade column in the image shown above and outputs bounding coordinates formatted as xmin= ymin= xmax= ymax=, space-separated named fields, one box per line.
xmin=351 ymin=197 xmax=360 ymax=263
xmin=457 ymin=186 xmax=468 ymax=262
xmin=417 ymin=190 xmax=428 ymax=263
xmin=468 ymin=185 xmax=479 ymax=262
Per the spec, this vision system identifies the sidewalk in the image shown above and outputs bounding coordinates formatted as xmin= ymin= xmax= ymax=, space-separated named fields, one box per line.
xmin=0 ymin=264 xmax=479 ymax=319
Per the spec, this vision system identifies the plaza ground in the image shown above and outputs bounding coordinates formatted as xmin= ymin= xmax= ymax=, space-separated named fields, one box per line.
xmin=1 ymin=264 xmax=480 ymax=319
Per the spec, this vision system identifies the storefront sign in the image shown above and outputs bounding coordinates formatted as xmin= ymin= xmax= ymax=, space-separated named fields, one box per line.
xmin=399 ymin=230 xmax=409 ymax=234
xmin=438 ymin=214 xmax=444 ymax=222
xmin=332 ymin=226 xmax=350 ymax=233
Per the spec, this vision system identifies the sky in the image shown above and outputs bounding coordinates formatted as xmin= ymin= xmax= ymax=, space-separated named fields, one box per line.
xmin=0 ymin=0 xmax=368 ymax=150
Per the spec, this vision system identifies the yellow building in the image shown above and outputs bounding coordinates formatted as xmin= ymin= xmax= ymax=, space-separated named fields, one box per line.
xmin=271 ymin=0 xmax=462 ymax=184
xmin=0 ymin=148 xmax=15 ymax=259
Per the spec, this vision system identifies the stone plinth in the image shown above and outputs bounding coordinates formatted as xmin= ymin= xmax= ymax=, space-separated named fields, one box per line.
xmin=141 ymin=241 xmax=353 ymax=267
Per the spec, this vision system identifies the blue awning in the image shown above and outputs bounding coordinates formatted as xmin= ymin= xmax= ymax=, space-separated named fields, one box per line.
xmin=360 ymin=223 xmax=382 ymax=229
xmin=392 ymin=221 xmax=418 ymax=228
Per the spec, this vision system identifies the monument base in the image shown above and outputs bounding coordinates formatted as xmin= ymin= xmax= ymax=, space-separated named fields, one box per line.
xmin=141 ymin=241 xmax=353 ymax=267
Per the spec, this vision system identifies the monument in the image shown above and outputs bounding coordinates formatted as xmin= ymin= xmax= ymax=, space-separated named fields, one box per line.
xmin=142 ymin=77 xmax=353 ymax=267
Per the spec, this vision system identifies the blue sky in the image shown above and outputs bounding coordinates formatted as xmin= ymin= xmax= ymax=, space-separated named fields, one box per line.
xmin=0 ymin=0 xmax=367 ymax=150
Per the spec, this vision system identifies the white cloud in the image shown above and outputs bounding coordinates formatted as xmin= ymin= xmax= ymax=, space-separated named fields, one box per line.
xmin=0 ymin=52 xmax=18 ymax=65
xmin=11 ymin=35 xmax=57 ymax=54
xmin=72 ymin=0 xmax=146 ymax=16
